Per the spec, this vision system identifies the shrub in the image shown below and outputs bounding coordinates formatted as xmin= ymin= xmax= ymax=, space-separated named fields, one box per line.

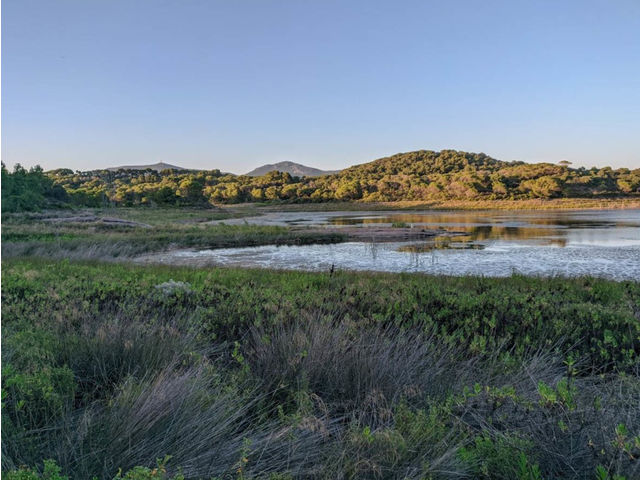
xmin=5 ymin=460 xmax=68 ymax=480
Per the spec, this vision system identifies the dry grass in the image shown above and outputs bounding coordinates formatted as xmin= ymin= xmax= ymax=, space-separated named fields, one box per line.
xmin=250 ymin=197 xmax=640 ymax=212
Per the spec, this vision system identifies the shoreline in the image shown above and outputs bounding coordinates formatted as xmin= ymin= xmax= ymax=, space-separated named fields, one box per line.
xmin=247 ymin=197 xmax=640 ymax=213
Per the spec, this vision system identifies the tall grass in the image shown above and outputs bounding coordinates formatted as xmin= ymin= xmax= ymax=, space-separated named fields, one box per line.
xmin=27 ymin=367 xmax=334 ymax=479
xmin=2 ymin=260 xmax=639 ymax=479
xmin=4 ymin=312 xmax=639 ymax=479
xmin=249 ymin=318 xmax=466 ymax=415
xmin=1 ymin=222 xmax=345 ymax=260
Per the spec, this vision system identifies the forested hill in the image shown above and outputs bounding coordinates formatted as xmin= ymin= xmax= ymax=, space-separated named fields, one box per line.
xmin=344 ymin=150 xmax=505 ymax=176
xmin=335 ymin=150 xmax=590 ymax=199
xmin=2 ymin=150 xmax=639 ymax=210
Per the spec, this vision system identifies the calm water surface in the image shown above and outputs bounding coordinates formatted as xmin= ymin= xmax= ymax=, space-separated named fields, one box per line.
xmin=143 ymin=210 xmax=640 ymax=279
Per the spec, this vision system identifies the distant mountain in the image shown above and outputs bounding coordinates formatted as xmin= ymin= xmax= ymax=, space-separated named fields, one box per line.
xmin=106 ymin=162 xmax=187 ymax=172
xmin=245 ymin=161 xmax=338 ymax=177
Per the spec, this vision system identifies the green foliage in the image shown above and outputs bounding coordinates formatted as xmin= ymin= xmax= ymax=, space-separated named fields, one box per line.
xmin=6 ymin=460 xmax=69 ymax=480
xmin=595 ymin=465 xmax=627 ymax=480
xmin=2 ymin=328 xmax=76 ymax=435
xmin=2 ymin=163 xmax=68 ymax=212
xmin=537 ymin=378 xmax=577 ymax=409
xmin=342 ymin=402 xmax=456 ymax=479
xmin=113 ymin=456 xmax=184 ymax=480
xmin=5 ymin=460 xmax=69 ymax=480
xmin=42 ymin=150 xmax=640 ymax=207
xmin=2 ymin=363 xmax=75 ymax=432
xmin=5 ymin=458 xmax=186 ymax=480
xmin=3 ymin=260 xmax=638 ymax=372
xmin=611 ymin=423 xmax=640 ymax=463
xmin=458 ymin=435 xmax=542 ymax=480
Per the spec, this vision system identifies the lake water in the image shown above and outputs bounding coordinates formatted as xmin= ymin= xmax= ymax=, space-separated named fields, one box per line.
xmin=142 ymin=210 xmax=640 ymax=280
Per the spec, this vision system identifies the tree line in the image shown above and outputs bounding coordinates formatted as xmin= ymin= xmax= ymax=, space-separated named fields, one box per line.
xmin=1 ymin=163 xmax=69 ymax=212
xmin=3 ymin=150 xmax=640 ymax=210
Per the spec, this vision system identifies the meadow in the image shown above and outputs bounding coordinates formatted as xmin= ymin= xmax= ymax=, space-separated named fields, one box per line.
xmin=2 ymin=257 xmax=639 ymax=479
xmin=1 ymin=208 xmax=345 ymax=261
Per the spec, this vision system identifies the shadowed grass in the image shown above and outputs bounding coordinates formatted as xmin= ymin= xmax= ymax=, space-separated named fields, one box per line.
xmin=2 ymin=259 xmax=639 ymax=479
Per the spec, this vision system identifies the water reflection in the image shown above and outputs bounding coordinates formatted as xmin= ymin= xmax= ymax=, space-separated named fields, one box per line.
xmin=140 ymin=210 xmax=640 ymax=280
xmin=365 ymin=242 xmax=380 ymax=260
xmin=329 ymin=212 xmax=636 ymax=228
xmin=328 ymin=210 xmax=640 ymax=247
xmin=397 ymin=238 xmax=485 ymax=253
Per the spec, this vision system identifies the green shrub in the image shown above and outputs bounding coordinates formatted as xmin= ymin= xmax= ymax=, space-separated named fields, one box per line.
xmin=4 ymin=458 xmax=187 ymax=480
xmin=113 ymin=456 xmax=184 ymax=480
xmin=5 ymin=460 xmax=68 ymax=480
xmin=458 ymin=435 xmax=542 ymax=480
xmin=391 ymin=221 xmax=409 ymax=228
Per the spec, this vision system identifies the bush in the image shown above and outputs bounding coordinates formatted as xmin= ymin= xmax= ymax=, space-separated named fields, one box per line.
xmin=5 ymin=460 xmax=68 ymax=480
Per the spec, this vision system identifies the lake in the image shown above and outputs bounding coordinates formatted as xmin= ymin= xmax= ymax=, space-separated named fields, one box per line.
xmin=139 ymin=209 xmax=640 ymax=280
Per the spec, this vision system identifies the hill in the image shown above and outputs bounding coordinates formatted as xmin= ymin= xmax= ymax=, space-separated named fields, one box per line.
xmin=106 ymin=162 xmax=188 ymax=172
xmin=16 ymin=149 xmax=639 ymax=208
xmin=246 ymin=161 xmax=338 ymax=177
xmin=331 ymin=149 xmax=639 ymax=201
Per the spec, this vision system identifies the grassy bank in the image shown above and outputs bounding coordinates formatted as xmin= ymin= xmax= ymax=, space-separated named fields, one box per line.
xmin=2 ymin=259 xmax=639 ymax=479
xmin=1 ymin=209 xmax=345 ymax=260
xmin=252 ymin=197 xmax=640 ymax=212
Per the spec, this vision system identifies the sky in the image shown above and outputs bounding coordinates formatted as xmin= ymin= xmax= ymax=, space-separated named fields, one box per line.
xmin=2 ymin=0 xmax=639 ymax=173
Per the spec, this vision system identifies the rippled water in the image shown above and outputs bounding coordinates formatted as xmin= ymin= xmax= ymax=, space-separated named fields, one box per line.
xmin=143 ymin=210 xmax=640 ymax=279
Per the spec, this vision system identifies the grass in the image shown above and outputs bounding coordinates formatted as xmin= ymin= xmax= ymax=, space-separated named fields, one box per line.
xmin=4 ymin=259 xmax=640 ymax=371
xmin=2 ymin=259 xmax=639 ymax=479
xmin=253 ymin=197 xmax=640 ymax=211
xmin=89 ymin=206 xmax=260 ymax=225
xmin=1 ymin=210 xmax=346 ymax=260
xmin=1 ymin=206 xmax=258 ymax=225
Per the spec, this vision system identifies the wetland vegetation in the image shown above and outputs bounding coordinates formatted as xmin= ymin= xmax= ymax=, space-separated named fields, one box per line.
xmin=1 ymin=208 xmax=346 ymax=261
xmin=2 ymin=260 xmax=640 ymax=479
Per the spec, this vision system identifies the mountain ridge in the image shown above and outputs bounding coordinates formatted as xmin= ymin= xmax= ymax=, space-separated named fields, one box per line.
xmin=245 ymin=161 xmax=339 ymax=177
xmin=106 ymin=162 xmax=188 ymax=172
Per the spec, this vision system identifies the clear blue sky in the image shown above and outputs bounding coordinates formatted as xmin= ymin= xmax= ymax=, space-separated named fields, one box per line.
xmin=2 ymin=0 xmax=639 ymax=173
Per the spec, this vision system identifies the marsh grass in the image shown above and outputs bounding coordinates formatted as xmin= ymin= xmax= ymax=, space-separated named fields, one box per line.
xmin=249 ymin=318 xmax=465 ymax=415
xmin=2 ymin=260 xmax=639 ymax=479
xmin=1 ymin=221 xmax=346 ymax=260
xmin=1 ymin=207 xmax=251 ymax=226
